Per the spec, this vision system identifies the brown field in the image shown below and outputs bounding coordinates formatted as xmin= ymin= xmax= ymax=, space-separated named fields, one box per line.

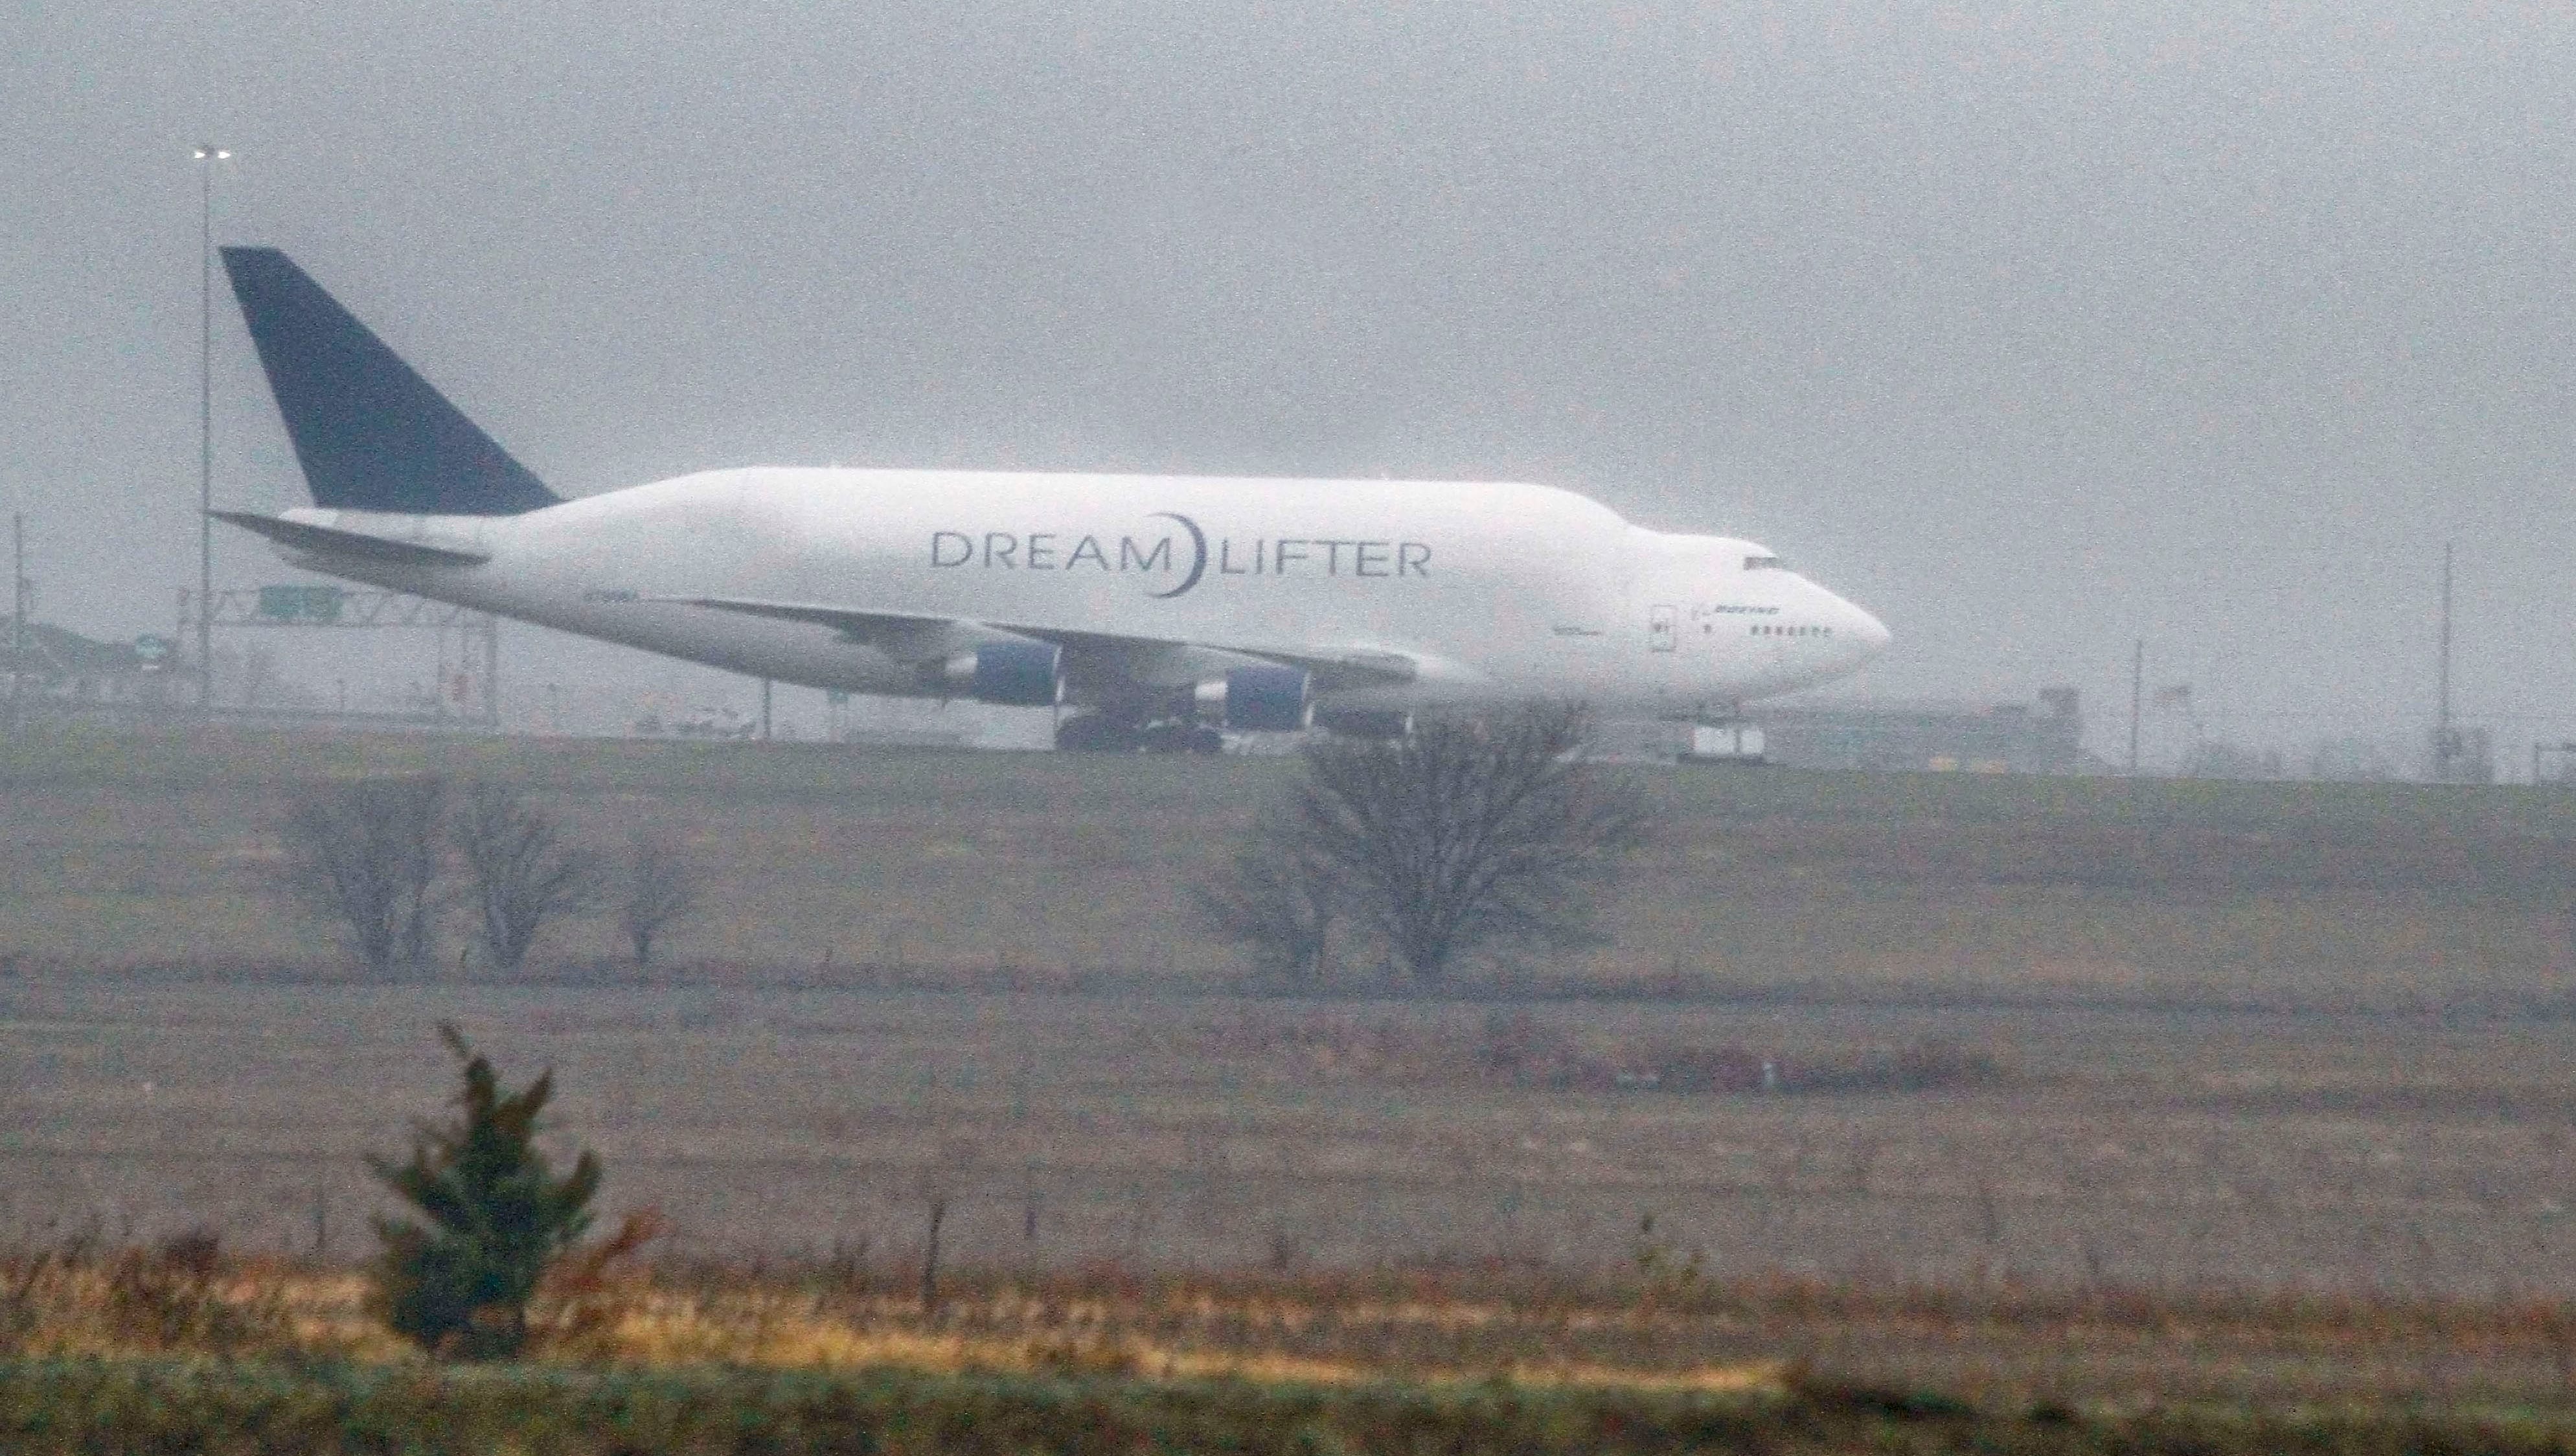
xmin=11 ymin=1223 xmax=2576 ymax=1411
xmin=5 ymin=724 xmax=2576 ymax=1406
xmin=7 ymin=722 xmax=2576 ymax=1008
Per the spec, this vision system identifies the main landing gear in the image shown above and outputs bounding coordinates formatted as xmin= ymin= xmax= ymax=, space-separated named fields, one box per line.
xmin=1054 ymin=713 xmax=1227 ymax=755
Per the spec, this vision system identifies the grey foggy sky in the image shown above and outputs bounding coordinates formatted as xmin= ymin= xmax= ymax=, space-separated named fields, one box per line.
xmin=6 ymin=3 xmax=2576 ymax=758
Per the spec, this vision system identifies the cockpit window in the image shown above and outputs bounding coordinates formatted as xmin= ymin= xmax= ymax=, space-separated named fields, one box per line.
xmin=1743 ymin=554 xmax=1786 ymax=571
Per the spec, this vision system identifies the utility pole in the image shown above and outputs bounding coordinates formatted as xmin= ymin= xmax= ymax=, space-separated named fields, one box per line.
xmin=483 ymin=616 xmax=501 ymax=730
xmin=2127 ymin=639 xmax=2143 ymax=774
xmin=2435 ymin=541 xmax=2454 ymax=782
xmin=760 ymin=677 xmax=773 ymax=741
xmin=193 ymin=144 xmax=231 ymax=709
xmin=10 ymin=514 xmax=23 ymax=724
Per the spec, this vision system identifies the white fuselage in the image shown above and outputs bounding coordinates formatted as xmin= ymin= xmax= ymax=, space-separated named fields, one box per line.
xmin=262 ymin=468 xmax=1889 ymax=717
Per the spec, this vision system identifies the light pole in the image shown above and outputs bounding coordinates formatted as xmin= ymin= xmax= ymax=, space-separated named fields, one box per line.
xmin=193 ymin=144 xmax=230 ymax=709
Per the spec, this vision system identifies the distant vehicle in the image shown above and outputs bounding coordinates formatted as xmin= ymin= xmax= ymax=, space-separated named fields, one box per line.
xmin=634 ymin=707 xmax=756 ymax=741
xmin=213 ymin=248 xmax=1890 ymax=750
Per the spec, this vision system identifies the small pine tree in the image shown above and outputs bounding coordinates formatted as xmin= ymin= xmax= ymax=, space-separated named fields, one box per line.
xmin=369 ymin=1023 xmax=600 ymax=1359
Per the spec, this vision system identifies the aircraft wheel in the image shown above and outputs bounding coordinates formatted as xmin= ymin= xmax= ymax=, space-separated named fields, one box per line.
xmin=1133 ymin=721 xmax=1195 ymax=754
xmin=1054 ymin=714 xmax=1139 ymax=752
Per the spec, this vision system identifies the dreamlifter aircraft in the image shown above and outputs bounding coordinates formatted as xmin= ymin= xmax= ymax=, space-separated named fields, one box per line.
xmin=213 ymin=247 xmax=1889 ymax=750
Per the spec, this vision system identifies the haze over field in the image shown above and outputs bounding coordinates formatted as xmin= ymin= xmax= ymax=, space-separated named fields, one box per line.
xmin=7 ymin=3 xmax=2576 ymax=757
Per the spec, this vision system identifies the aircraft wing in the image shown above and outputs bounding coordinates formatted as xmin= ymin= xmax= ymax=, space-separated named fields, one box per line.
xmin=664 ymin=596 xmax=1419 ymax=688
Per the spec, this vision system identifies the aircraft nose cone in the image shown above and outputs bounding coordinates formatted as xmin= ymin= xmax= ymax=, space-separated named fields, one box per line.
xmin=1854 ymin=606 xmax=1891 ymax=655
xmin=1833 ymin=599 xmax=1890 ymax=662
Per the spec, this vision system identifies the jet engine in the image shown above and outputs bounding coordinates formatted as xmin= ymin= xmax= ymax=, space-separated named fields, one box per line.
xmin=1192 ymin=665 xmax=1311 ymax=731
xmin=935 ymin=641 xmax=1062 ymax=707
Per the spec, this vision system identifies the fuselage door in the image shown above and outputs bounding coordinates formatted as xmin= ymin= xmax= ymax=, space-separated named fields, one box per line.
xmin=1648 ymin=604 xmax=1678 ymax=654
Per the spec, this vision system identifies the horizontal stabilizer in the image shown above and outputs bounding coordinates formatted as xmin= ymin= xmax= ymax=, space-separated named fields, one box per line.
xmin=211 ymin=511 xmax=490 ymax=567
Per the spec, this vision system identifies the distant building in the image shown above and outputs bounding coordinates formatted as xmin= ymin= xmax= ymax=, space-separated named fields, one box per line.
xmin=1 ymin=617 xmax=193 ymax=710
xmin=1601 ymin=687 xmax=2087 ymax=774
xmin=1758 ymin=688 xmax=2085 ymax=773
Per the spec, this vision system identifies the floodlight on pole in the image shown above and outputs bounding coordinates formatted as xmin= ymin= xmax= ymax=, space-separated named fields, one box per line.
xmin=194 ymin=144 xmax=231 ymax=708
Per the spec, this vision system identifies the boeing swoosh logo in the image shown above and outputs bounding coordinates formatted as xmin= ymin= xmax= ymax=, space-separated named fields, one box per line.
xmin=1146 ymin=512 xmax=1207 ymax=599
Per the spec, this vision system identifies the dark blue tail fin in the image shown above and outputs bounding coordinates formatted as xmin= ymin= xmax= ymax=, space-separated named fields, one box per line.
xmin=220 ymin=247 xmax=558 ymax=516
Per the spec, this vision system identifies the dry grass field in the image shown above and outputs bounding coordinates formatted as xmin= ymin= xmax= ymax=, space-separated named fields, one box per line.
xmin=7 ymin=1225 xmax=2576 ymax=1413
xmin=5 ymin=978 xmax=2573 ymax=1293
xmin=5 ymin=978 xmax=2576 ymax=1408
xmin=6 ymin=723 xmax=2576 ymax=1416
xmin=6 ymin=722 xmax=2576 ymax=1007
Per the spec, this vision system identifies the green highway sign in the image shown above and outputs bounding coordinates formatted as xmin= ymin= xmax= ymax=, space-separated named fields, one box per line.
xmin=256 ymin=585 xmax=345 ymax=623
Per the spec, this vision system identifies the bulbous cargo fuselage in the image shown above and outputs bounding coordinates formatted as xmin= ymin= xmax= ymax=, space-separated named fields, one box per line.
xmin=261 ymin=467 xmax=1889 ymax=720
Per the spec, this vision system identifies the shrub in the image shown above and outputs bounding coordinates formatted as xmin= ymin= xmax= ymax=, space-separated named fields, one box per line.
xmin=1226 ymin=703 xmax=1654 ymax=986
xmin=1794 ymin=1039 xmax=2004 ymax=1094
xmin=1192 ymin=808 xmax=1341 ymax=988
xmin=279 ymin=775 xmax=446 ymax=974
xmin=0 ymin=1227 xmax=288 ymax=1358
xmin=369 ymin=1023 xmax=602 ymax=1359
xmin=453 ymin=781 xmax=595 ymax=972
xmin=1319 ymin=704 xmax=1652 ymax=980
xmin=100 ymin=1229 xmax=242 ymax=1352
xmin=615 ymin=828 xmax=699 ymax=968
xmin=1476 ymin=1010 xmax=1605 ymax=1088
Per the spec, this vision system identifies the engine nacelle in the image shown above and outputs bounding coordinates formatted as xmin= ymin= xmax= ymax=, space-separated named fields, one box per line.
xmin=937 ymin=641 xmax=1062 ymax=707
xmin=1193 ymin=665 xmax=1312 ymax=731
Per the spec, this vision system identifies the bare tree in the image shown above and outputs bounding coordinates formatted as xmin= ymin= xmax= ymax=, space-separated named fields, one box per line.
xmin=1287 ymin=703 xmax=1652 ymax=982
xmin=616 ymin=828 xmax=699 ymax=968
xmin=1191 ymin=808 xmax=1339 ymax=988
xmin=451 ymin=781 xmax=594 ymax=972
xmin=281 ymin=775 xmax=446 ymax=975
